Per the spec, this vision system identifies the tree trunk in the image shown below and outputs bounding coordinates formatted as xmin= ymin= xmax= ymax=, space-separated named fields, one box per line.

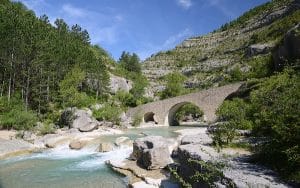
xmin=8 ymin=55 xmax=13 ymax=102
xmin=25 ymin=68 xmax=30 ymax=111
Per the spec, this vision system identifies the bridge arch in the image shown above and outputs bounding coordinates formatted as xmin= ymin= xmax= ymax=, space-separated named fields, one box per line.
xmin=165 ymin=102 xmax=204 ymax=126
xmin=144 ymin=112 xmax=158 ymax=124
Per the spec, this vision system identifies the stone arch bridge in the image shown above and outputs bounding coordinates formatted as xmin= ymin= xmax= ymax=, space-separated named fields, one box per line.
xmin=126 ymin=83 xmax=242 ymax=126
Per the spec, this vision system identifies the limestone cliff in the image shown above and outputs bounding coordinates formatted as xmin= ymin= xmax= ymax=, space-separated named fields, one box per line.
xmin=142 ymin=0 xmax=300 ymax=97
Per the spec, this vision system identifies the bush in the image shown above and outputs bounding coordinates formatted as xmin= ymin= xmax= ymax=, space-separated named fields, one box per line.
xmin=250 ymin=69 xmax=300 ymax=181
xmin=169 ymin=159 xmax=229 ymax=187
xmin=247 ymin=55 xmax=273 ymax=79
xmin=93 ymin=103 xmax=122 ymax=125
xmin=115 ymin=91 xmax=136 ymax=107
xmin=0 ymin=97 xmax=38 ymax=130
xmin=160 ymin=72 xmax=187 ymax=99
xmin=132 ymin=114 xmax=142 ymax=127
xmin=38 ymin=120 xmax=56 ymax=135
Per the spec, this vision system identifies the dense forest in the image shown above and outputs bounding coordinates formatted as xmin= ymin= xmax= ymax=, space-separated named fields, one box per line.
xmin=0 ymin=0 xmax=117 ymax=130
xmin=0 ymin=0 xmax=151 ymax=131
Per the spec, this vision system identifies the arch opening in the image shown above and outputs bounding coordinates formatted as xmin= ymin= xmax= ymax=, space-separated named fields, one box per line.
xmin=167 ymin=102 xmax=205 ymax=126
xmin=144 ymin=112 xmax=158 ymax=124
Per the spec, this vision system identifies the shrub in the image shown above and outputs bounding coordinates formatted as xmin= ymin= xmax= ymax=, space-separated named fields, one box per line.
xmin=0 ymin=97 xmax=38 ymax=130
xmin=132 ymin=114 xmax=142 ymax=127
xmin=115 ymin=90 xmax=136 ymax=107
xmin=160 ymin=72 xmax=187 ymax=99
xmin=247 ymin=55 xmax=273 ymax=79
xmin=38 ymin=120 xmax=56 ymax=135
xmin=250 ymin=69 xmax=300 ymax=181
xmin=93 ymin=103 xmax=122 ymax=125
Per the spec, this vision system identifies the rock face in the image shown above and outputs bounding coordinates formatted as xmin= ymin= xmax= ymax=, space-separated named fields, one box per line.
xmin=98 ymin=142 xmax=114 ymax=152
xmin=273 ymin=23 xmax=300 ymax=70
xmin=0 ymin=138 xmax=36 ymax=159
xmin=109 ymin=74 xmax=132 ymax=94
xmin=60 ymin=108 xmax=100 ymax=132
xmin=131 ymin=136 xmax=175 ymax=169
xmin=247 ymin=43 xmax=274 ymax=57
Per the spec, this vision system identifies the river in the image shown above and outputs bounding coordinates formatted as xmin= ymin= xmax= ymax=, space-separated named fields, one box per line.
xmin=0 ymin=126 xmax=190 ymax=188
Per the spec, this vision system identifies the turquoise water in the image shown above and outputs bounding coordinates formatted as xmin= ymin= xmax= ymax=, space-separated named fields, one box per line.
xmin=0 ymin=127 xmax=190 ymax=188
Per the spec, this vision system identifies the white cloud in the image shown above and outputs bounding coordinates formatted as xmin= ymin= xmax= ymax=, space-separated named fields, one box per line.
xmin=92 ymin=26 xmax=119 ymax=45
xmin=162 ymin=28 xmax=192 ymax=48
xmin=62 ymin=4 xmax=87 ymax=18
xmin=19 ymin=0 xmax=47 ymax=10
xmin=177 ymin=0 xmax=193 ymax=9
xmin=137 ymin=28 xmax=193 ymax=60
xmin=208 ymin=0 xmax=235 ymax=19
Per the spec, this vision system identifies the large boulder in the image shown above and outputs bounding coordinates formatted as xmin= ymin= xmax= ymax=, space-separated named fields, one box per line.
xmin=109 ymin=74 xmax=132 ymax=94
xmin=131 ymin=136 xmax=176 ymax=170
xmin=59 ymin=108 xmax=100 ymax=132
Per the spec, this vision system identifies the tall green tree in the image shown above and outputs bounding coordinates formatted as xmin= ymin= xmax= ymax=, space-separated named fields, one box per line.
xmin=161 ymin=72 xmax=187 ymax=99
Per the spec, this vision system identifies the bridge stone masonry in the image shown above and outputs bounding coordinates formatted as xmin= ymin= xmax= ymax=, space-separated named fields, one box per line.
xmin=126 ymin=83 xmax=243 ymax=126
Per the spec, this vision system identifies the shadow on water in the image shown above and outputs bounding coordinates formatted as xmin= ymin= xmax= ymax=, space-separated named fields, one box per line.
xmin=0 ymin=179 xmax=3 ymax=188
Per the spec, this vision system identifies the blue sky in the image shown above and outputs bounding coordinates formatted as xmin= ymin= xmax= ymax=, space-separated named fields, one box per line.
xmin=18 ymin=0 xmax=269 ymax=60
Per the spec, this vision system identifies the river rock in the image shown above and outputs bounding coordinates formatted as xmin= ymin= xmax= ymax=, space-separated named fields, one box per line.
xmin=181 ymin=133 xmax=212 ymax=145
xmin=114 ymin=136 xmax=133 ymax=147
xmin=79 ymin=122 xmax=99 ymax=132
xmin=131 ymin=136 xmax=176 ymax=170
xmin=98 ymin=142 xmax=114 ymax=152
xmin=43 ymin=135 xmax=70 ymax=148
xmin=69 ymin=140 xmax=86 ymax=150
xmin=22 ymin=131 xmax=37 ymax=143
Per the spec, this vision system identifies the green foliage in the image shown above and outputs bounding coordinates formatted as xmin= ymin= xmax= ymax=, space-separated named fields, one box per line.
xmin=214 ymin=68 xmax=300 ymax=182
xmin=115 ymin=90 xmax=136 ymax=108
xmin=119 ymin=51 xmax=141 ymax=73
xmin=59 ymin=65 xmax=93 ymax=108
xmin=132 ymin=114 xmax=142 ymax=127
xmin=228 ymin=66 xmax=244 ymax=81
xmin=169 ymin=159 xmax=229 ymax=188
xmin=250 ymin=69 xmax=300 ymax=181
xmin=38 ymin=120 xmax=55 ymax=135
xmin=247 ymin=55 xmax=273 ymax=79
xmin=0 ymin=97 xmax=38 ymax=130
xmin=0 ymin=1 xmax=111 ymax=118
xmin=93 ymin=103 xmax=122 ymax=125
xmin=160 ymin=72 xmax=187 ymax=99
xmin=213 ymin=98 xmax=253 ymax=146
xmin=175 ymin=103 xmax=204 ymax=122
